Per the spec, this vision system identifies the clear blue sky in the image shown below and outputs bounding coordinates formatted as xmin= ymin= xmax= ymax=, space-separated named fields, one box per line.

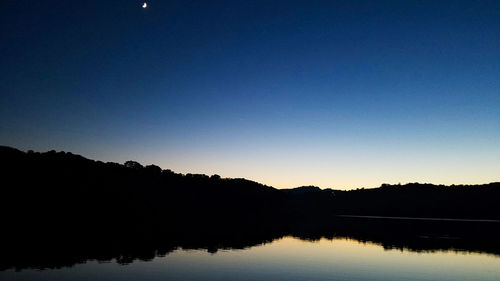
xmin=1 ymin=0 xmax=499 ymax=188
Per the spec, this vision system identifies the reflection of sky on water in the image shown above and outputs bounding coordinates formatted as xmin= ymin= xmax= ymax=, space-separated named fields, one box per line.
xmin=3 ymin=237 xmax=500 ymax=281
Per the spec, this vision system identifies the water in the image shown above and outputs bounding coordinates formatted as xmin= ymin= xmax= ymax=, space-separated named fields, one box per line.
xmin=2 ymin=236 xmax=500 ymax=281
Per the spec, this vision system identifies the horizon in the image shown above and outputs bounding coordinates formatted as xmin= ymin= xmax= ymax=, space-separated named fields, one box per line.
xmin=1 ymin=1 xmax=499 ymax=189
xmin=4 ymin=145 xmax=498 ymax=191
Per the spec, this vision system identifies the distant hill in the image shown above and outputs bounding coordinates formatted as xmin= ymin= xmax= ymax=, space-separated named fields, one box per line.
xmin=0 ymin=145 xmax=291 ymax=234
xmin=332 ymin=182 xmax=500 ymax=219
xmin=281 ymin=185 xmax=323 ymax=194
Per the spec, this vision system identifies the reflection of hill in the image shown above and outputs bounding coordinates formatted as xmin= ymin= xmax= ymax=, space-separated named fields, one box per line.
xmin=1 ymin=146 xmax=499 ymax=270
xmin=2 ymin=217 xmax=500 ymax=271
xmin=291 ymin=216 xmax=500 ymax=256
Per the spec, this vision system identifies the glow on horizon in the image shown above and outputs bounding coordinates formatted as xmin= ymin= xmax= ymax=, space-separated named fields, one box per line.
xmin=142 ymin=137 xmax=500 ymax=190
xmin=152 ymin=156 xmax=500 ymax=190
xmin=2 ymin=111 xmax=499 ymax=190
xmin=1 ymin=136 xmax=499 ymax=190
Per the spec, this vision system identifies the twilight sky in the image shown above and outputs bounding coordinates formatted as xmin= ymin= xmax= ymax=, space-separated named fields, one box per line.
xmin=1 ymin=0 xmax=499 ymax=189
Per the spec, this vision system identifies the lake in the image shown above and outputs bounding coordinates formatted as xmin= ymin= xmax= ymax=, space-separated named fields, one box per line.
xmin=2 ymin=235 xmax=500 ymax=281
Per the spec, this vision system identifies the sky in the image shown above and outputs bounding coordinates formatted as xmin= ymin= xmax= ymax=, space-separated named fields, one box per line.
xmin=1 ymin=0 xmax=499 ymax=189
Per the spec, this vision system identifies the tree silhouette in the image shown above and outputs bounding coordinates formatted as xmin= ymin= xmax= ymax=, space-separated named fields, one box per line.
xmin=124 ymin=160 xmax=143 ymax=170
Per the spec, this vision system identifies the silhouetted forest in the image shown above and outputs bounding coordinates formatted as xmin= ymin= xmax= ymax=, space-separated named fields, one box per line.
xmin=1 ymin=146 xmax=499 ymax=270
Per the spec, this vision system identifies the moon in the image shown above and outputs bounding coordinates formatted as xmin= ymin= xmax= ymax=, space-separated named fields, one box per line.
xmin=142 ymin=2 xmax=147 ymax=8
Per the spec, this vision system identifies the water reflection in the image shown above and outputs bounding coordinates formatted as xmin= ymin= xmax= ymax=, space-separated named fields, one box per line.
xmin=1 ymin=217 xmax=500 ymax=273
xmin=2 ymin=236 xmax=500 ymax=281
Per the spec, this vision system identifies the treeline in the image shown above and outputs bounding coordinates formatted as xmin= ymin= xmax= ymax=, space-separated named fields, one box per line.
xmin=0 ymin=146 xmax=292 ymax=238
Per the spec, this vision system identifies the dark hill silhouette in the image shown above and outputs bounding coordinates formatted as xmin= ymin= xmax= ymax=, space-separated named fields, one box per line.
xmin=332 ymin=182 xmax=500 ymax=219
xmin=281 ymin=185 xmax=323 ymax=194
xmin=1 ymin=145 xmax=499 ymax=270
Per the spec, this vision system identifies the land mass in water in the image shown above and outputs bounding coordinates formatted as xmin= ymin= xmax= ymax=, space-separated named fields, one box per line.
xmin=1 ymin=145 xmax=499 ymax=270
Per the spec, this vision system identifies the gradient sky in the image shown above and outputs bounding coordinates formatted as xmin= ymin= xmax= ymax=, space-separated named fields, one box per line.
xmin=1 ymin=0 xmax=499 ymax=189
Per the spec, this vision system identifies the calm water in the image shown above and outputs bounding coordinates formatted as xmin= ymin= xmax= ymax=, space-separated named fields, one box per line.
xmin=2 ymin=236 xmax=500 ymax=281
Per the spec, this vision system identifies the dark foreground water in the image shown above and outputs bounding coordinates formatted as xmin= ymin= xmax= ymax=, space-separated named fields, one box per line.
xmin=2 ymin=236 xmax=500 ymax=281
